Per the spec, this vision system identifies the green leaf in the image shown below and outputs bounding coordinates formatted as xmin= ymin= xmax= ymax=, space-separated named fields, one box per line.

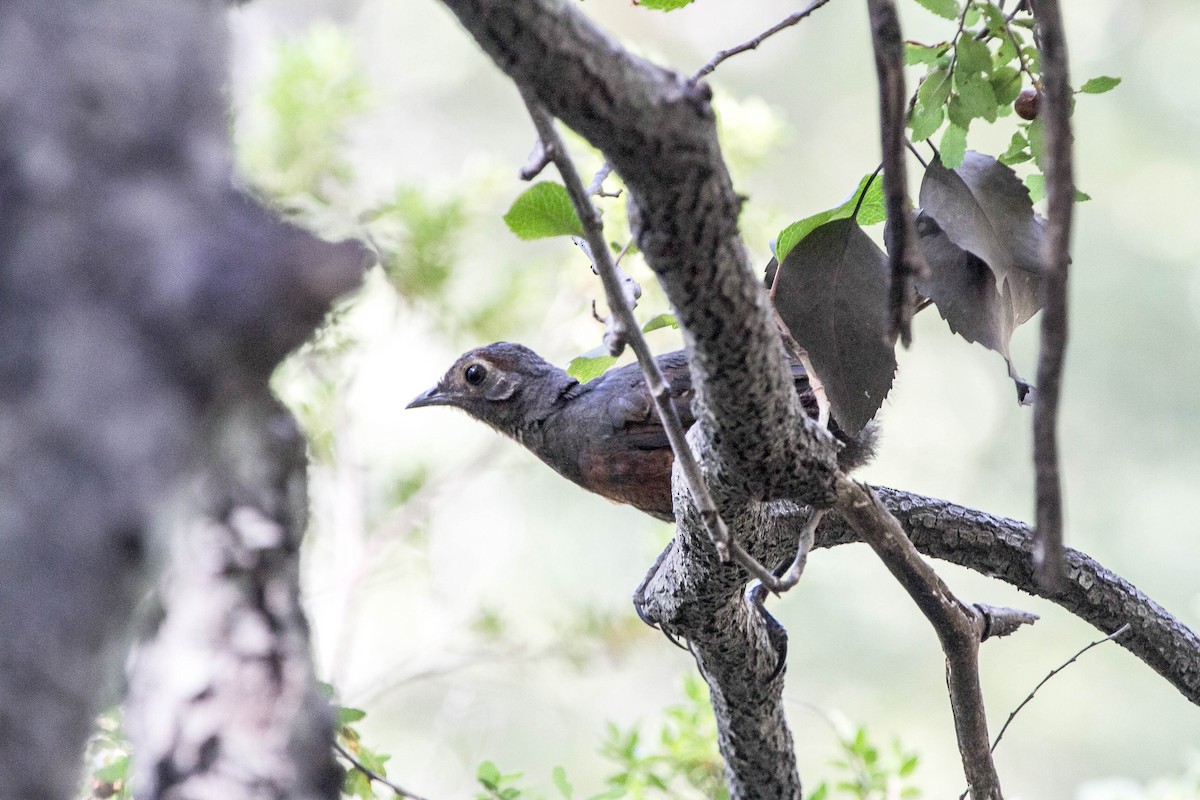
xmin=947 ymin=95 xmax=973 ymax=130
xmin=344 ymin=768 xmax=373 ymax=800
xmin=916 ymin=68 xmax=953 ymax=112
xmin=567 ymin=348 xmax=618 ymax=382
xmin=990 ymin=66 xmax=1022 ymax=105
xmin=912 ymin=0 xmax=960 ymax=20
xmin=956 ymin=74 xmax=999 ymax=122
xmin=1026 ymin=118 xmax=1046 ymax=167
xmin=995 ymin=34 xmax=1020 ymax=66
xmin=552 ymin=766 xmax=573 ymax=798
xmin=978 ymin=3 xmax=1006 ymax=31
xmin=359 ymin=748 xmax=390 ymax=775
xmin=954 ymin=37 xmax=992 ymax=76
xmin=641 ymin=313 xmax=678 ymax=333
xmin=503 ymin=182 xmax=584 ymax=240
xmin=1025 ymin=173 xmax=1045 ymax=203
xmin=904 ymin=42 xmax=948 ymax=66
xmin=338 ymin=707 xmax=367 ymax=724
xmin=939 ymin=124 xmax=968 ymax=169
xmin=998 ymin=132 xmax=1030 ymax=165
xmin=477 ymin=761 xmax=502 ymax=789
xmin=637 ymin=0 xmax=694 ymax=8
xmin=1080 ymin=75 xmax=1121 ymax=94
xmin=855 ymin=176 xmax=887 ymax=226
xmin=1074 ymin=188 xmax=1091 ymax=202
xmin=95 ymin=756 xmax=130 ymax=783
xmin=909 ymin=103 xmax=944 ymax=142
xmin=775 ymin=172 xmax=885 ymax=261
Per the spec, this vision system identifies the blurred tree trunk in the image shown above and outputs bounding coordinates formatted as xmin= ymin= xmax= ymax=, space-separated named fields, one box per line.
xmin=0 ymin=2 xmax=362 ymax=797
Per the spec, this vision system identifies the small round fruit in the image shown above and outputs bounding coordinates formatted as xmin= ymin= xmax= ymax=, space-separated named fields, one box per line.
xmin=1015 ymin=87 xmax=1040 ymax=120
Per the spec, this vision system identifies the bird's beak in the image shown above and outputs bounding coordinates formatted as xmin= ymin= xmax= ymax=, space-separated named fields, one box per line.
xmin=406 ymin=385 xmax=448 ymax=410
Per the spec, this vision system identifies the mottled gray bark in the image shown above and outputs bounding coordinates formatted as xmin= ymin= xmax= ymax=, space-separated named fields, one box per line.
xmin=0 ymin=2 xmax=363 ymax=797
xmin=124 ymin=399 xmax=341 ymax=800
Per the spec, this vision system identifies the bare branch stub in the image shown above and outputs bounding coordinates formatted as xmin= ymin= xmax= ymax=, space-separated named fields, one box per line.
xmin=1029 ymin=0 xmax=1074 ymax=589
xmin=866 ymin=0 xmax=928 ymax=347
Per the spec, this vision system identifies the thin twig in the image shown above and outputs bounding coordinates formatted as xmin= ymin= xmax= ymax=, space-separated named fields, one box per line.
xmin=1029 ymin=0 xmax=1073 ymax=589
xmin=904 ymin=139 xmax=929 ymax=168
xmin=519 ymin=92 xmax=738 ymax=563
xmin=992 ymin=623 xmax=1130 ymax=752
xmin=957 ymin=623 xmax=1131 ymax=800
xmin=691 ymin=0 xmax=833 ymax=81
xmin=586 ymin=161 xmax=619 ymax=197
xmin=334 ymin=741 xmax=431 ymax=800
xmin=519 ymin=137 xmax=553 ymax=181
xmin=866 ymin=0 xmax=927 ymax=347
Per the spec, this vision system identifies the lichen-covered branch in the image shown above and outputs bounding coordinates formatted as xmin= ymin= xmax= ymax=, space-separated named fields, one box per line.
xmin=124 ymin=399 xmax=342 ymax=800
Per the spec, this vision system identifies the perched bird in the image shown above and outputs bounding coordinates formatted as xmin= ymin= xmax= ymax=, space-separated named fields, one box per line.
xmin=407 ymin=343 xmax=875 ymax=520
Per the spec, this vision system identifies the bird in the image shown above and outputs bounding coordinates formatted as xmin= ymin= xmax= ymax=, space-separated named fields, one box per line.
xmin=407 ymin=343 xmax=875 ymax=521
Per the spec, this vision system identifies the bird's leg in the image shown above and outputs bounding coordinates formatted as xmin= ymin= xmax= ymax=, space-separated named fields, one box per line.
xmin=746 ymin=507 xmax=826 ymax=681
xmin=746 ymin=567 xmax=790 ymax=683
xmin=633 ymin=545 xmax=688 ymax=651
xmin=773 ymin=508 xmax=825 ymax=592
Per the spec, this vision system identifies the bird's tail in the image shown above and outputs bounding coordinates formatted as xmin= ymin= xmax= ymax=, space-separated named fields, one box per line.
xmin=831 ymin=420 xmax=879 ymax=472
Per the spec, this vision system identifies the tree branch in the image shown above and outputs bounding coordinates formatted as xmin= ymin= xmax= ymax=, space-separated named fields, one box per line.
xmin=813 ymin=488 xmax=1200 ymax=706
xmin=865 ymin=0 xmax=927 ymax=346
xmin=832 ymin=477 xmax=1002 ymax=799
xmin=1028 ymin=0 xmax=1074 ymax=588
xmin=0 ymin=3 xmax=365 ymax=795
xmin=126 ymin=399 xmax=342 ymax=799
xmin=519 ymin=95 xmax=738 ymax=564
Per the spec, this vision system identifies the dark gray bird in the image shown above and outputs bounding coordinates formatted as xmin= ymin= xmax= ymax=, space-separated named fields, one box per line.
xmin=408 ymin=343 xmax=874 ymax=520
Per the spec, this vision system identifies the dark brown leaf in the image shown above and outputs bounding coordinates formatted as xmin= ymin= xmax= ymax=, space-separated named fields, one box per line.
xmin=772 ymin=217 xmax=896 ymax=435
xmin=914 ymin=211 xmax=1039 ymax=403
xmin=919 ymin=150 xmax=1044 ymax=306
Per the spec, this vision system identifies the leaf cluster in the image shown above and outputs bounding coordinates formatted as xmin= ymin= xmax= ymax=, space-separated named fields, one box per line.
xmin=809 ymin=725 xmax=922 ymax=800
xmin=772 ymin=151 xmax=1046 ymax=431
xmin=906 ymin=0 xmax=1119 ymax=186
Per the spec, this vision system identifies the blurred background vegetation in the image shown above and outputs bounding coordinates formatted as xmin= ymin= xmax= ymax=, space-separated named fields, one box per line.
xmin=216 ymin=1 xmax=1200 ymax=797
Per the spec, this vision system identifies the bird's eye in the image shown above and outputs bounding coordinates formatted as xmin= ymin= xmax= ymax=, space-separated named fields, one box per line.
xmin=464 ymin=363 xmax=487 ymax=386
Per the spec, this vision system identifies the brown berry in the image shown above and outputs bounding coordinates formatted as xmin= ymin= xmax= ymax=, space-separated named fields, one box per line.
xmin=1014 ymin=87 xmax=1040 ymax=120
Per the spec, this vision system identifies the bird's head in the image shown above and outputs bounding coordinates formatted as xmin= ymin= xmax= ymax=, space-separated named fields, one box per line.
xmin=407 ymin=342 xmax=576 ymax=437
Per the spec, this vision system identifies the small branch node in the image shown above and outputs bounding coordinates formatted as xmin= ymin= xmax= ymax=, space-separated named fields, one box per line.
xmin=519 ymin=137 xmax=554 ymax=181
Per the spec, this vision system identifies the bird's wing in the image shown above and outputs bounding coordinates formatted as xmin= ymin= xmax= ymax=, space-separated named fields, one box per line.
xmin=593 ymin=350 xmax=817 ymax=449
